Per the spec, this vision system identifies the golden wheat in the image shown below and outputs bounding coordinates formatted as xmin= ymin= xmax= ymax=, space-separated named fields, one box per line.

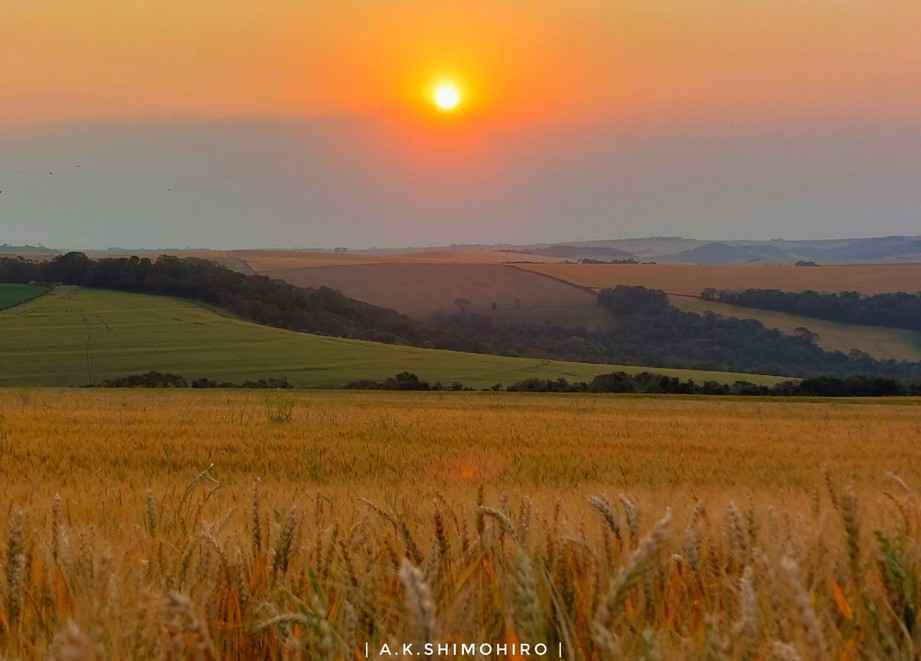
xmin=0 ymin=389 xmax=920 ymax=658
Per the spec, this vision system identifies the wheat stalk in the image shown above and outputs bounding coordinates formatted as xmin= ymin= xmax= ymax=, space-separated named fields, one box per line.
xmin=478 ymin=506 xmax=518 ymax=541
xmin=512 ymin=546 xmax=545 ymax=642
xmin=272 ymin=507 xmax=299 ymax=577
xmin=781 ymin=556 xmax=827 ymax=661
xmin=588 ymin=495 xmax=623 ymax=543
xmin=399 ymin=559 xmax=437 ymax=657
xmin=5 ymin=507 xmax=25 ymax=625
xmin=619 ymin=495 xmax=640 ymax=546
xmin=593 ymin=508 xmax=671 ymax=638
xmin=840 ymin=486 xmax=861 ymax=584
xmin=732 ymin=565 xmax=759 ymax=653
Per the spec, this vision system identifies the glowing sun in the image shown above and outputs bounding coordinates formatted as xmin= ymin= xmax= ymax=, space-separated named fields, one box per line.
xmin=433 ymin=83 xmax=462 ymax=112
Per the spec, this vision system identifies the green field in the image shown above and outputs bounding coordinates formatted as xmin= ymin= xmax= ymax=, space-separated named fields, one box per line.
xmin=0 ymin=283 xmax=45 ymax=310
xmin=0 ymin=286 xmax=787 ymax=387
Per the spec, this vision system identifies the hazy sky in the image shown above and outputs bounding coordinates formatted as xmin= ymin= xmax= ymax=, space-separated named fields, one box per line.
xmin=2 ymin=1 xmax=920 ymax=248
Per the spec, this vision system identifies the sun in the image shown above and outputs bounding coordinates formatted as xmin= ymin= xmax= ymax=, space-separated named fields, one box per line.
xmin=433 ymin=83 xmax=462 ymax=112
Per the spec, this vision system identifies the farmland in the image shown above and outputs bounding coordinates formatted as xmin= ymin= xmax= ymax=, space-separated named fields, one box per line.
xmin=0 ymin=287 xmax=780 ymax=388
xmin=267 ymin=263 xmax=610 ymax=327
xmin=233 ymin=249 xmax=559 ymax=272
xmin=0 ymin=284 xmax=44 ymax=311
xmin=671 ymin=295 xmax=921 ymax=362
xmin=230 ymin=252 xmax=921 ymax=356
xmin=517 ymin=262 xmax=921 ymax=296
xmin=1 ymin=389 xmax=920 ymax=658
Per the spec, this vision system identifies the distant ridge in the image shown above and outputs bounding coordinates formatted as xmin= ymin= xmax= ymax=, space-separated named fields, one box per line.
xmin=793 ymin=236 xmax=921 ymax=262
xmin=670 ymin=242 xmax=770 ymax=265
xmin=5 ymin=234 xmax=921 ymax=265
xmin=516 ymin=235 xmax=921 ymax=265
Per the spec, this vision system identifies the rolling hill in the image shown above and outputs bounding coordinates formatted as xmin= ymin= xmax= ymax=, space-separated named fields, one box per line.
xmin=0 ymin=287 xmax=784 ymax=388
xmin=515 ymin=235 xmax=921 ymax=264
xmin=264 ymin=262 xmax=614 ymax=328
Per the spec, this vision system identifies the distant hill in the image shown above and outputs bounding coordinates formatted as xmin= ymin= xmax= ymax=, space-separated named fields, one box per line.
xmin=513 ymin=235 xmax=921 ymax=265
xmin=6 ymin=234 xmax=921 ymax=265
xmin=792 ymin=236 xmax=921 ymax=262
xmin=265 ymin=262 xmax=614 ymax=329
xmin=670 ymin=242 xmax=768 ymax=264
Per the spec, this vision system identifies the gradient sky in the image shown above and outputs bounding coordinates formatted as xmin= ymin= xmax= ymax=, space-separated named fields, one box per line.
xmin=2 ymin=1 xmax=921 ymax=248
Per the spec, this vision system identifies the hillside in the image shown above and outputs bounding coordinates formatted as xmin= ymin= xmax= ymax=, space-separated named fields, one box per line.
xmin=670 ymin=295 xmax=921 ymax=362
xmin=0 ymin=287 xmax=783 ymax=388
xmin=266 ymin=262 xmax=613 ymax=328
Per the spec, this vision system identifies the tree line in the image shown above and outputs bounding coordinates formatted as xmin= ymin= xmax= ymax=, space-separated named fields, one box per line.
xmin=94 ymin=370 xmax=921 ymax=397
xmin=509 ymin=372 xmax=921 ymax=397
xmin=431 ymin=286 xmax=921 ymax=380
xmin=0 ymin=252 xmax=428 ymax=344
xmin=90 ymin=371 xmax=293 ymax=389
xmin=702 ymin=287 xmax=921 ymax=331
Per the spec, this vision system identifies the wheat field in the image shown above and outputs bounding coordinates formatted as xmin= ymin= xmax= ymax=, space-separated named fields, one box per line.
xmin=1 ymin=389 xmax=920 ymax=659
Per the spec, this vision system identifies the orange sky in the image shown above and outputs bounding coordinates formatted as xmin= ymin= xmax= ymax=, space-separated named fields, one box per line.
xmin=4 ymin=1 xmax=921 ymax=249
xmin=3 ymin=0 xmax=921 ymax=129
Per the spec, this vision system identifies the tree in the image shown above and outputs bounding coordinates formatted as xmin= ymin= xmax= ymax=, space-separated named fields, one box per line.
xmin=453 ymin=297 xmax=471 ymax=315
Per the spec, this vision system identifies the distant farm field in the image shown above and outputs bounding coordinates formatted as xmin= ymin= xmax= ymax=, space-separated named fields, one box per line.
xmin=1 ymin=389 xmax=920 ymax=658
xmin=517 ymin=262 xmax=921 ymax=295
xmin=671 ymin=295 xmax=921 ymax=361
xmin=267 ymin=262 xmax=611 ymax=327
xmin=235 ymin=248 xmax=559 ymax=272
xmin=0 ymin=287 xmax=780 ymax=387
xmin=0 ymin=283 xmax=44 ymax=310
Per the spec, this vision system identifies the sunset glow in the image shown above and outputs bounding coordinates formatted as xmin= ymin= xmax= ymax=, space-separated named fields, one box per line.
xmin=4 ymin=1 xmax=921 ymax=249
xmin=5 ymin=1 xmax=921 ymax=130
xmin=433 ymin=84 xmax=462 ymax=112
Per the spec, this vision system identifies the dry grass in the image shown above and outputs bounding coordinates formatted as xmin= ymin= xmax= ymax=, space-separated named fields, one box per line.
xmin=1 ymin=389 xmax=921 ymax=659
xmin=518 ymin=262 xmax=921 ymax=296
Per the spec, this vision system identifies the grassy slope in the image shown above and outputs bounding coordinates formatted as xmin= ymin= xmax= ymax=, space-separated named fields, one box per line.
xmin=671 ymin=295 xmax=921 ymax=362
xmin=0 ymin=284 xmax=45 ymax=310
xmin=0 ymin=287 xmax=786 ymax=387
